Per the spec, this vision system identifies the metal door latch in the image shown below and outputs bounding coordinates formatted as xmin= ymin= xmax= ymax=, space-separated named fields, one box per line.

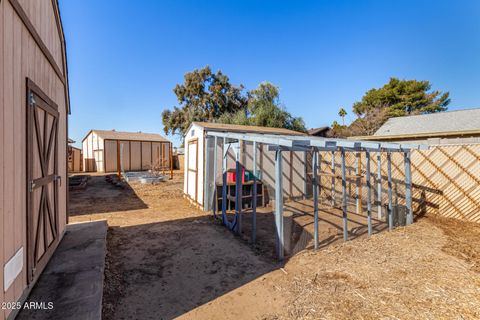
xmin=29 ymin=180 xmax=36 ymax=192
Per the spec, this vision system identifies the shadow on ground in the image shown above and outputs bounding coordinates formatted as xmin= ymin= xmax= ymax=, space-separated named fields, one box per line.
xmin=104 ymin=215 xmax=281 ymax=320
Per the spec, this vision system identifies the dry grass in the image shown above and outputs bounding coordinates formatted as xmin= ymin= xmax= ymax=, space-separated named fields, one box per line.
xmin=276 ymin=216 xmax=480 ymax=320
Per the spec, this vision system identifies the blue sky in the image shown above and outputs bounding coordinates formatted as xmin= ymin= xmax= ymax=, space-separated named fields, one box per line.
xmin=61 ymin=0 xmax=480 ymax=147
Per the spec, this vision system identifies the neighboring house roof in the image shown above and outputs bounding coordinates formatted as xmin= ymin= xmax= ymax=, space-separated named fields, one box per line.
xmin=68 ymin=138 xmax=75 ymax=144
xmin=191 ymin=122 xmax=306 ymax=136
xmin=82 ymin=130 xmax=170 ymax=143
xmin=373 ymin=108 xmax=480 ymax=137
xmin=308 ymin=127 xmax=330 ymax=136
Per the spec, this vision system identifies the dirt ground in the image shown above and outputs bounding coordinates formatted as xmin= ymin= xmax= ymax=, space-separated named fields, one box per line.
xmin=69 ymin=172 xmax=480 ymax=320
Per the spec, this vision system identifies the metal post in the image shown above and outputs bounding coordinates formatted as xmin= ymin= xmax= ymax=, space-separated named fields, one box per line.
xmin=235 ymin=141 xmax=242 ymax=234
xmin=275 ymin=150 xmax=284 ymax=260
xmin=355 ymin=152 xmax=360 ymax=214
xmin=387 ymin=152 xmax=393 ymax=231
xmin=252 ymin=141 xmax=257 ymax=243
xmin=318 ymin=152 xmax=322 ymax=205
xmin=313 ymin=149 xmax=319 ymax=249
xmin=366 ymin=151 xmax=372 ymax=236
xmin=404 ymin=151 xmax=413 ymax=225
xmin=331 ymin=150 xmax=335 ymax=207
xmin=377 ymin=151 xmax=382 ymax=219
xmin=341 ymin=148 xmax=348 ymax=241
xmin=221 ymin=140 xmax=228 ymax=225
xmin=303 ymin=151 xmax=308 ymax=199
xmin=212 ymin=136 xmax=218 ymax=218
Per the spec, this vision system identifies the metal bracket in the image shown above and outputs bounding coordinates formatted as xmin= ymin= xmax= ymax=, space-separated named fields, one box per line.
xmin=55 ymin=175 xmax=62 ymax=186
xmin=29 ymin=92 xmax=36 ymax=105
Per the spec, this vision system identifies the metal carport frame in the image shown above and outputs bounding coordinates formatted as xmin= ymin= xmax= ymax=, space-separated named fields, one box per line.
xmin=206 ymin=131 xmax=427 ymax=260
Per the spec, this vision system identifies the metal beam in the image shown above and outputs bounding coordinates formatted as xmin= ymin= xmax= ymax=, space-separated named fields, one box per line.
xmin=331 ymin=150 xmax=335 ymax=207
xmin=313 ymin=149 xmax=319 ymax=249
xmin=275 ymin=150 xmax=284 ymax=260
xmin=404 ymin=151 xmax=413 ymax=225
xmin=355 ymin=152 xmax=360 ymax=214
xmin=377 ymin=151 xmax=382 ymax=220
xmin=234 ymin=141 xmax=242 ymax=234
xmin=252 ymin=141 xmax=257 ymax=243
xmin=366 ymin=151 xmax=372 ymax=236
xmin=206 ymin=131 xmax=309 ymax=148
xmin=212 ymin=136 xmax=218 ymax=218
xmin=221 ymin=139 xmax=228 ymax=225
xmin=387 ymin=151 xmax=393 ymax=231
xmin=341 ymin=148 xmax=348 ymax=241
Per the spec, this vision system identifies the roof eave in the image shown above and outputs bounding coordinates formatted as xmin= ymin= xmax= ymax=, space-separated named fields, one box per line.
xmin=352 ymin=129 xmax=480 ymax=141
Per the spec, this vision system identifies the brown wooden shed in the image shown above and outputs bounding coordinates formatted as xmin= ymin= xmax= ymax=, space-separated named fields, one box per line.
xmin=82 ymin=130 xmax=173 ymax=176
xmin=0 ymin=0 xmax=70 ymax=318
xmin=68 ymin=145 xmax=82 ymax=173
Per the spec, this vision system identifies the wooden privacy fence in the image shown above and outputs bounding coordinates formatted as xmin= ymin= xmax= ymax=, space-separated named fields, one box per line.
xmin=317 ymin=144 xmax=480 ymax=223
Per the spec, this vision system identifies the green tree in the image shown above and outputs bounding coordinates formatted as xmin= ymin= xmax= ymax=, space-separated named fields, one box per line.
xmin=338 ymin=107 xmax=347 ymax=125
xmin=218 ymin=82 xmax=307 ymax=132
xmin=340 ymin=78 xmax=450 ymax=136
xmin=353 ymin=77 xmax=450 ymax=118
xmin=162 ymin=66 xmax=247 ymax=137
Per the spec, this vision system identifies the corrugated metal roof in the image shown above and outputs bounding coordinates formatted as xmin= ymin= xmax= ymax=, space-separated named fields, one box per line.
xmin=192 ymin=122 xmax=306 ymax=136
xmin=375 ymin=108 xmax=480 ymax=136
xmin=88 ymin=130 xmax=170 ymax=142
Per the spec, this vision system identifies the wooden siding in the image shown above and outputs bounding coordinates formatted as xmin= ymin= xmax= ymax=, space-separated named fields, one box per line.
xmin=104 ymin=140 xmax=117 ymax=172
xmin=141 ymin=141 xmax=152 ymax=169
xmin=130 ymin=141 xmax=141 ymax=171
xmin=68 ymin=147 xmax=82 ymax=172
xmin=17 ymin=0 xmax=63 ymax=70
xmin=90 ymin=139 xmax=173 ymax=173
xmin=1 ymin=0 xmax=68 ymax=318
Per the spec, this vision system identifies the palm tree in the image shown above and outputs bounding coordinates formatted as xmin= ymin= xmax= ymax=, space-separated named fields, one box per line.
xmin=338 ymin=108 xmax=347 ymax=126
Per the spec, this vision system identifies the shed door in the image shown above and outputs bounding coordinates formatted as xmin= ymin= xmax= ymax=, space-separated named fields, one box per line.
xmin=187 ymin=139 xmax=198 ymax=202
xmin=27 ymin=80 xmax=60 ymax=283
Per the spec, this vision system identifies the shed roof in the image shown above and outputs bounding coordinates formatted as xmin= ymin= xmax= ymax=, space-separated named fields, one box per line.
xmin=308 ymin=127 xmax=330 ymax=136
xmin=84 ymin=130 xmax=170 ymax=143
xmin=191 ymin=122 xmax=306 ymax=136
xmin=374 ymin=108 xmax=480 ymax=137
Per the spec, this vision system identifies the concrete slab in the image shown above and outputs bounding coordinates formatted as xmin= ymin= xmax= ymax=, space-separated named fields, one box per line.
xmin=17 ymin=220 xmax=108 ymax=320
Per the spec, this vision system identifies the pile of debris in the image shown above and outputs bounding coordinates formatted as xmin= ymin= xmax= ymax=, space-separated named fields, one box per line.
xmin=122 ymin=171 xmax=167 ymax=184
xmin=69 ymin=175 xmax=88 ymax=190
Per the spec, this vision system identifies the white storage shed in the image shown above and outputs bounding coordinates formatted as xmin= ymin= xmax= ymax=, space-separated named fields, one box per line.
xmin=183 ymin=122 xmax=309 ymax=210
